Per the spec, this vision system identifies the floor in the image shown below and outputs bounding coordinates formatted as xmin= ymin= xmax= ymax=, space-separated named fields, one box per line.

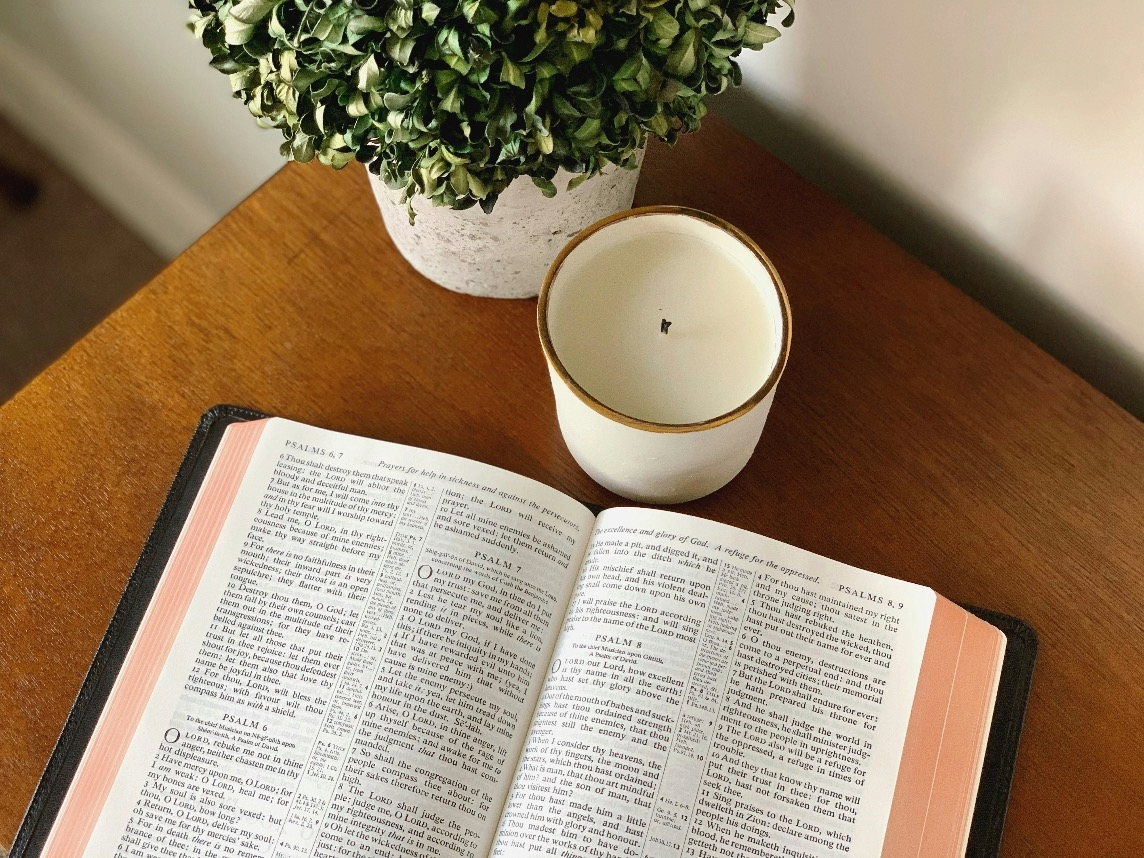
xmin=0 ymin=113 xmax=165 ymax=403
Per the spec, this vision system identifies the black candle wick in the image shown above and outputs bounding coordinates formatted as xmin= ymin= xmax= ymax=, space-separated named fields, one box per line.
xmin=661 ymin=318 xmax=672 ymax=334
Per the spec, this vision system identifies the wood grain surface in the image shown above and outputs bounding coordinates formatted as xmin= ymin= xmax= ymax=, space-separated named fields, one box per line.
xmin=2 ymin=116 xmax=1142 ymax=854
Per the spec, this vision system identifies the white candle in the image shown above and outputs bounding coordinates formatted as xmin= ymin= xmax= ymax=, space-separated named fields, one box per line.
xmin=539 ymin=207 xmax=791 ymax=503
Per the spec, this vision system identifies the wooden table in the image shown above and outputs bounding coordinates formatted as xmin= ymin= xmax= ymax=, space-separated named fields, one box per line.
xmin=2 ymin=117 xmax=1142 ymax=855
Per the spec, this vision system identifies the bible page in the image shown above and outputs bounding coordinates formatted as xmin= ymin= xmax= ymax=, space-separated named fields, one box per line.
xmin=493 ymin=508 xmax=935 ymax=858
xmin=46 ymin=418 xmax=595 ymax=858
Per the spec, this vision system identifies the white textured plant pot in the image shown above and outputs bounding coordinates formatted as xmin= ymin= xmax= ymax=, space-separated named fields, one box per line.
xmin=369 ymin=152 xmax=644 ymax=299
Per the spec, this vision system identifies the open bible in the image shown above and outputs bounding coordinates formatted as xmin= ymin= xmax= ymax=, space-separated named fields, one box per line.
xmin=15 ymin=408 xmax=1035 ymax=858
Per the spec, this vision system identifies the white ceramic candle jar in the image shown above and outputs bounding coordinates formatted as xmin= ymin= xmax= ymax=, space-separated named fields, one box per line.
xmin=538 ymin=206 xmax=791 ymax=504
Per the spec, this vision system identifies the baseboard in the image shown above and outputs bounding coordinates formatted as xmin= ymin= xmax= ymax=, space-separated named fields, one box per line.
xmin=0 ymin=30 xmax=218 ymax=259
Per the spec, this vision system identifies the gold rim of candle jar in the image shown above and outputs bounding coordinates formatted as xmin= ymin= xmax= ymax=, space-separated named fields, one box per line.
xmin=538 ymin=205 xmax=792 ymax=434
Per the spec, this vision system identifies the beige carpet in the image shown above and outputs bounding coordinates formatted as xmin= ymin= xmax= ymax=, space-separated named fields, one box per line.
xmin=0 ymin=113 xmax=164 ymax=403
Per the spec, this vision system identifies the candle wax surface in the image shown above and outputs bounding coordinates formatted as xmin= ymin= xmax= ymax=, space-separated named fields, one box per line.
xmin=549 ymin=228 xmax=778 ymax=425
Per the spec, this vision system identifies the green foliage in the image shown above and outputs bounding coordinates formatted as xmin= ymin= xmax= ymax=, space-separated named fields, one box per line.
xmin=189 ymin=0 xmax=794 ymax=210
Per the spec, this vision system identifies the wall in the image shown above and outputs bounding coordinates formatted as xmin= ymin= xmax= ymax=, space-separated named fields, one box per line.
xmin=1 ymin=0 xmax=1141 ymax=416
xmin=0 ymin=0 xmax=282 ymax=257
xmin=713 ymin=0 xmax=1144 ymax=418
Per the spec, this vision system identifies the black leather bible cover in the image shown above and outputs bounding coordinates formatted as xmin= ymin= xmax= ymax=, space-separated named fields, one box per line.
xmin=12 ymin=405 xmax=266 ymax=858
xmin=962 ymin=606 xmax=1038 ymax=857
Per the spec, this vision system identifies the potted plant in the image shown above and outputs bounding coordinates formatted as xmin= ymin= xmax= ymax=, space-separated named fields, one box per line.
xmin=190 ymin=0 xmax=794 ymax=297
